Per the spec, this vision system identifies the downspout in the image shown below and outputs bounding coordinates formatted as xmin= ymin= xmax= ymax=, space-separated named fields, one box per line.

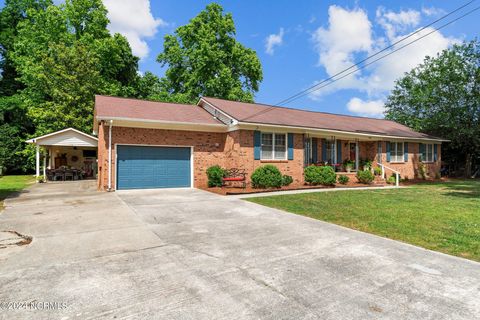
xmin=107 ymin=120 xmax=113 ymax=191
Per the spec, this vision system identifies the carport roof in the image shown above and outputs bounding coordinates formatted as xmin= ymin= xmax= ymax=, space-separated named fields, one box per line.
xmin=26 ymin=128 xmax=98 ymax=147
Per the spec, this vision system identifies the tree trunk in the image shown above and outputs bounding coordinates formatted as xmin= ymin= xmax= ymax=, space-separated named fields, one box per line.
xmin=465 ymin=154 xmax=472 ymax=178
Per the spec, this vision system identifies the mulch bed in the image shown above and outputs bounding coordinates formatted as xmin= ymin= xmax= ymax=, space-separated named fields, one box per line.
xmin=204 ymin=181 xmax=385 ymax=195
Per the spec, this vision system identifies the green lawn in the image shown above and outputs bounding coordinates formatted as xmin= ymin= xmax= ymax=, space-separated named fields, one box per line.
xmin=0 ymin=175 xmax=35 ymax=209
xmin=247 ymin=180 xmax=480 ymax=262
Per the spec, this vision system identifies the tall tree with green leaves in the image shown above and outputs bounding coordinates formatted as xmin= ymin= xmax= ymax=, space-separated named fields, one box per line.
xmin=11 ymin=0 xmax=139 ymax=136
xmin=0 ymin=0 xmax=52 ymax=173
xmin=157 ymin=3 xmax=263 ymax=103
xmin=385 ymin=39 xmax=480 ymax=177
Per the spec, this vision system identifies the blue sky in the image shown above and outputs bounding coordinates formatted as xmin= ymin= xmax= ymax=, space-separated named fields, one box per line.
xmin=2 ymin=1 xmax=478 ymax=117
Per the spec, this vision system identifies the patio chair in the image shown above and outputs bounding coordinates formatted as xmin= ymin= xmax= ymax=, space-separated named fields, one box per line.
xmin=46 ymin=169 xmax=55 ymax=181
xmin=64 ymin=170 xmax=74 ymax=181
xmin=54 ymin=170 xmax=65 ymax=181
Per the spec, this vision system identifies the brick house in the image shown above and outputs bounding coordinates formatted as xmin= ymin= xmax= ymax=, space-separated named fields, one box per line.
xmin=94 ymin=95 xmax=445 ymax=190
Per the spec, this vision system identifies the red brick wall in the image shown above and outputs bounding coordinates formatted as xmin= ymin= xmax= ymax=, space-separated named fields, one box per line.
xmin=97 ymin=124 xmax=228 ymax=190
xmin=97 ymin=123 xmax=442 ymax=190
xmin=226 ymin=130 xmax=305 ymax=185
xmin=375 ymin=141 xmax=441 ymax=179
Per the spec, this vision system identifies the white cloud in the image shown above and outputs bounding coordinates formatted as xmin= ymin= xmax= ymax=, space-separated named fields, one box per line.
xmin=347 ymin=98 xmax=385 ymax=117
xmin=309 ymin=5 xmax=458 ymax=116
xmin=312 ymin=6 xmax=372 ymax=75
xmin=103 ymin=0 xmax=166 ymax=59
xmin=376 ymin=7 xmax=421 ymax=40
xmin=422 ymin=6 xmax=446 ymax=17
xmin=265 ymin=28 xmax=285 ymax=55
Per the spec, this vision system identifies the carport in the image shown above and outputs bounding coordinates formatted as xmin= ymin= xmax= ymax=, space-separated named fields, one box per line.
xmin=26 ymin=128 xmax=98 ymax=180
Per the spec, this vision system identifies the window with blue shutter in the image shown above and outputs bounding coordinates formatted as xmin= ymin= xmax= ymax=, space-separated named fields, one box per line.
xmin=288 ymin=133 xmax=294 ymax=160
xmin=386 ymin=142 xmax=391 ymax=162
xmin=377 ymin=142 xmax=382 ymax=163
xmin=253 ymin=131 xmax=261 ymax=160
xmin=312 ymin=138 xmax=318 ymax=164
xmin=404 ymin=142 xmax=408 ymax=162
xmin=322 ymin=139 xmax=327 ymax=162
xmin=336 ymin=140 xmax=342 ymax=164
xmin=419 ymin=143 xmax=425 ymax=162
xmin=434 ymin=144 xmax=438 ymax=162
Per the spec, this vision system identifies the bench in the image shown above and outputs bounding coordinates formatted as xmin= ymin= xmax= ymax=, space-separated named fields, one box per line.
xmin=222 ymin=168 xmax=247 ymax=188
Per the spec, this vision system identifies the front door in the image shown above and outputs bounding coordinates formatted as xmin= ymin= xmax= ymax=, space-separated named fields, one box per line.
xmin=349 ymin=142 xmax=356 ymax=160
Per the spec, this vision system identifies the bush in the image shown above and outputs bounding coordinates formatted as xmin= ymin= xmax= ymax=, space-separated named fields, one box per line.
xmin=282 ymin=175 xmax=293 ymax=186
xmin=387 ymin=173 xmax=401 ymax=184
xmin=356 ymin=170 xmax=374 ymax=184
xmin=304 ymin=165 xmax=337 ymax=186
xmin=373 ymin=167 xmax=382 ymax=176
xmin=206 ymin=165 xmax=226 ymax=187
xmin=251 ymin=165 xmax=283 ymax=188
xmin=338 ymin=175 xmax=349 ymax=185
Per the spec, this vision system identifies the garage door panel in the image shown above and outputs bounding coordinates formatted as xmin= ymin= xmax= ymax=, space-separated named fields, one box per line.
xmin=117 ymin=146 xmax=191 ymax=190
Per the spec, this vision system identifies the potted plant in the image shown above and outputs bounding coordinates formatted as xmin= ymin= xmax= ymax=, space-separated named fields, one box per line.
xmin=360 ymin=158 xmax=373 ymax=171
xmin=343 ymin=159 xmax=354 ymax=172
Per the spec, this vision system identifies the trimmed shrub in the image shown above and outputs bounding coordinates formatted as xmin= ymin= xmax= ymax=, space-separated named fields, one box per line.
xmin=373 ymin=167 xmax=382 ymax=176
xmin=282 ymin=175 xmax=293 ymax=186
xmin=356 ymin=170 xmax=374 ymax=184
xmin=251 ymin=165 xmax=283 ymax=188
xmin=387 ymin=176 xmax=396 ymax=184
xmin=206 ymin=165 xmax=226 ymax=187
xmin=338 ymin=174 xmax=349 ymax=185
xmin=304 ymin=165 xmax=337 ymax=186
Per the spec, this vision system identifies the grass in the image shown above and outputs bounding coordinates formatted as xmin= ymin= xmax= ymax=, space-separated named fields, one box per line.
xmin=0 ymin=175 xmax=35 ymax=210
xmin=247 ymin=180 xmax=480 ymax=262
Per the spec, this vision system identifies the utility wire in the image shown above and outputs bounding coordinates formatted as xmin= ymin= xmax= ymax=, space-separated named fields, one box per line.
xmin=241 ymin=1 xmax=478 ymax=122
xmin=275 ymin=0 xmax=476 ymax=107
xmin=285 ymin=5 xmax=480 ymax=103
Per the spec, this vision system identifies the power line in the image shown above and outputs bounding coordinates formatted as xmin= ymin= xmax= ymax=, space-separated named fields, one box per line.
xmin=284 ymin=4 xmax=480 ymax=104
xmin=241 ymin=1 xmax=478 ymax=122
xmin=275 ymin=0 xmax=476 ymax=107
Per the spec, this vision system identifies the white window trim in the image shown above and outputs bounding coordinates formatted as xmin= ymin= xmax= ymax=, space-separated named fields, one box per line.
xmin=390 ymin=141 xmax=404 ymax=163
xmin=261 ymin=132 xmax=287 ymax=160
xmin=423 ymin=143 xmax=434 ymax=163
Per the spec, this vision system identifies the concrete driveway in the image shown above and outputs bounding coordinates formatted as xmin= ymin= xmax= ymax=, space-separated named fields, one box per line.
xmin=0 ymin=182 xmax=479 ymax=319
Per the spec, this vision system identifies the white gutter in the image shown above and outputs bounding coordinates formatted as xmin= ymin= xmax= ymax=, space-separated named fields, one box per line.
xmin=95 ymin=116 xmax=227 ymax=128
xmin=107 ymin=120 xmax=113 ymax=191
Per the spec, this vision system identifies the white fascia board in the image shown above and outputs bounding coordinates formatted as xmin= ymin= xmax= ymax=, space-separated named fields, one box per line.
xmin=236 ymin=122 xmax=448 ymax=143
xmin=96 ymin=116 xmax=228 ymax=132
xmin=197 ymin=98 xmax=238 ymax=126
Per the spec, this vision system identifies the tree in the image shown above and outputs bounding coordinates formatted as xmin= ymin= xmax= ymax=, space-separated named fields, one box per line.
xmin=385 ymin=39 xmax=480 ymax=177
xmin=156 ymin=3 xmax=263 ymax=103
xmin=11 ymin=0 xmax=139 ymax=135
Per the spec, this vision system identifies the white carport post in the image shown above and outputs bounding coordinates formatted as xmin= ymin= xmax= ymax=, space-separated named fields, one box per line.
xmin=42 ymin=147 xmax=47 ymax=178
xmin=35 ymin=144 xmax=40 ymax=178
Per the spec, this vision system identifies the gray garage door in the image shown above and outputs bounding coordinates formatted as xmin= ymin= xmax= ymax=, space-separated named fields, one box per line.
xmin=116 ymin=145 xmax=191 ymax=190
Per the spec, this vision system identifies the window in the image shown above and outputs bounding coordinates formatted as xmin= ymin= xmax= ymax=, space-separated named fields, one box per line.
xmin=390 ymin=142 xmax=404 ymax=162
xmin=304 ymin=138 xmax=312 ymax=166
xmin=261 ymin=133 xmax=287 ymax=160
xmin=423 ymin=144 xmax=434 ymax=162
xmin=377 ymin=142 xmax=382 ymax=163
xmin=325 ymin=139 xmax=335 ymax=164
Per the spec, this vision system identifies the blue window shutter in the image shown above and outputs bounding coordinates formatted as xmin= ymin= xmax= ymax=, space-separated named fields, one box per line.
xmin=254 ymin=131 xmax=261 ymax=160
xmin=434 ymin=144 xmax=438 ymax=161
xmin=386 ymin=142 xmax=391 ymax=162
xmin=322 ymin=139 xmax=327 ymax=162
xmin=312 ymin=138 xmax=318 ymax=163
xmin=419 ymin=143 xmax=425 ymax=161
xmin=336 ymin=140 xmax=342 ymax=164
xmin=287 ymin=133 xmax=294 ymax=160
xmin=404 ymin=142 xmax=408 ymax=162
